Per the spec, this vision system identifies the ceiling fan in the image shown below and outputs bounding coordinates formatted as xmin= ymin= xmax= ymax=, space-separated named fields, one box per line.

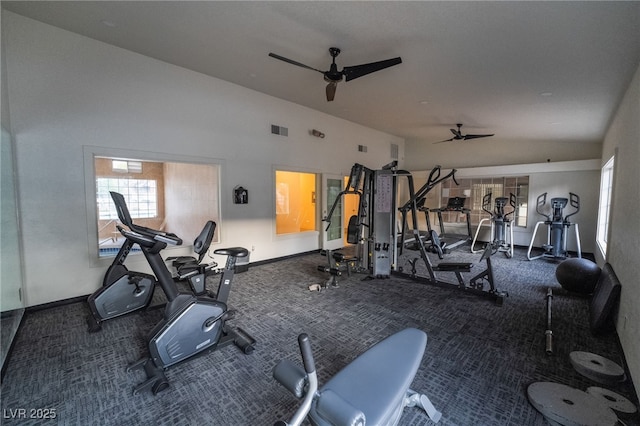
xmin=433 ymin=123 xmax=495 ymax=144
xmin=268 ymin=47 xmax=402 ymax=102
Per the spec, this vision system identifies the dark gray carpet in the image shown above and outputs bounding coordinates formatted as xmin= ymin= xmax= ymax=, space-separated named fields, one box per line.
xmin=1 ymin=247 xmax=638 ymax=425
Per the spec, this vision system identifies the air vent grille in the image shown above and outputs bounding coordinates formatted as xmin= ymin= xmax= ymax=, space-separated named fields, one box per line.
xmin=391 ymin=143 xmax=399 ymax=159
xmin=271 ymin=124 xmax=288 ymax=136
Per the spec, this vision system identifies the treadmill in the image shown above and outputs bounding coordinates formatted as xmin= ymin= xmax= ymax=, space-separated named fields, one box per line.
xmin=424 ymin=197 xmax=472 ymax=252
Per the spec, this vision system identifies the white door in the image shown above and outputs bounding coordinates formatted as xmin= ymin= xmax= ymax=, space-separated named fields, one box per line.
xmin=321 ymin=174 xmax=344 ymax=250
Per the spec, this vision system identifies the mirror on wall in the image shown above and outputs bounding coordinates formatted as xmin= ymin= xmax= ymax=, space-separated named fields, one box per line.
xmin=1 ymin=126 xmax=25 ymax=374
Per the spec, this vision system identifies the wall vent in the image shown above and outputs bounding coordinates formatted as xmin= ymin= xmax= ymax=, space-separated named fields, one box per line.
xmin=271 ymin=124 xmax=288 ymax=136
xmin=390 ymin=143 xmax=399 ymax=160
xmin=358 ymin=144 xmax=368 ymax=153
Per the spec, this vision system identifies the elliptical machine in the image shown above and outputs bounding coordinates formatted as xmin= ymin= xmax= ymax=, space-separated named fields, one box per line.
xmin=471 ymin=192 xmax=516 ymax=258
xmin=107 ymin=192 xmax=255 ymax=394
xmin=527 ymin=192 xmax=581 ymax=261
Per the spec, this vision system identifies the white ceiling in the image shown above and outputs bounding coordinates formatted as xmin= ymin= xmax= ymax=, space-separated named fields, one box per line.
xmin=3 ymin=1 xmax=640 ymax=145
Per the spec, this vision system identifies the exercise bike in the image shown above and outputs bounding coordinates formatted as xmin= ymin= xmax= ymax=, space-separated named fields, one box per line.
xmin=87 ymin=194 xmax=219 ymax=332
xmin=273 ymin=328 xmax=441 ymax=426
xmin=107 ymin=192 xmax=255 ymax=394
xmin=527 ymin=192 xmax=581 ymax=261
xmin=166 ymin=219 xmax=219 ymax=297
xmin=471 ymin=192 xmax=516 ymax=258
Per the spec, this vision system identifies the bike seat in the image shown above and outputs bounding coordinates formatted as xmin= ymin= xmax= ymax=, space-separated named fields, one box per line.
xmin=309 ymin=328 xmax=427 ymax=426
xmin=214 ymin=247 xmax=249 ymax=258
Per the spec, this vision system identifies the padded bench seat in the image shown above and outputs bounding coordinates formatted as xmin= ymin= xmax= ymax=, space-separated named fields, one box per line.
xmin=590 ymin=263 xmax=622 ymax=335
xmin=309 ymin=328 xmax=428 ymax=426
xmin=433 ymin=262 xmax=473 ymax=272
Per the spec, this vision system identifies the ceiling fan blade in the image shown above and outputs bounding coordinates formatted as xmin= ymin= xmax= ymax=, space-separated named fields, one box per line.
xmin=433 ymin=137 xmax=455 ymax=144
xmin=342 ymin=57 xmax=402 ymax=82
xmin=268 ymin=52 xmax=325 ymax=74
xmin=463 ymin=134 xmax=495 ymax=140
xmin=326 ymin=81 xmax=338 ymax=102
xmin=450 ymin=128 xmax=462 ymax=138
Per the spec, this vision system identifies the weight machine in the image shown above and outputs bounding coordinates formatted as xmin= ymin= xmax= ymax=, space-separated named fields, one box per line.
xmin=397 ymin=165 xmax=458 ymax=256
xmin=324 ymin=161 xmax=415 ymax=279
xmin=325 ymin=163 xmax=506 ymax=304
xmin=396 ymin=165 xmax=506 ymax=304
xmin=471 ymin=192 xmax=517 ymax=258
xmin=527 ymin=192 xmax=581 ymax=260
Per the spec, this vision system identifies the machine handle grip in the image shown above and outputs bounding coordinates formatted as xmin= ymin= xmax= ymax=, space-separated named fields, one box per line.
xmin=565 ymin=192 xmax=580 ymax=221
xmin=451 ymin=169 xmax=459 ymax=186
xmin=117 ymin=225 xmax=156 ymax=247
xmin=298 ymin=334 xmax=316 ymax=374
xmin=427 ymin=165 xmax=441 ymax=184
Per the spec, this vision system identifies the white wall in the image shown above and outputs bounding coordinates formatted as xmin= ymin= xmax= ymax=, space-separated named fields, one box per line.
xmin=599 ymin=64 xmax=640 ymax=388
xmin=3 ymin=12 xmax=404 ymax=306
xmin=404 ymin=135 xmax=602 ymax=171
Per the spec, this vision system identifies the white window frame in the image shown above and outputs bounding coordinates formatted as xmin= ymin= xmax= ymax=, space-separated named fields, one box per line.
xmin=84 ymin=146 xmax=224 ymax=266
xmin=596 ymin=156 xmax=615 ymax=258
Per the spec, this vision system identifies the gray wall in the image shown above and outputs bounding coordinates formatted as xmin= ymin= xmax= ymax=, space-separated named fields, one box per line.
xmin=598 ymin=64 xmax=640 ymax=389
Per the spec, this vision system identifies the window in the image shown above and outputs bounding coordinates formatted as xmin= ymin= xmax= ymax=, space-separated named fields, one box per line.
xmin=596 ymin=156 xmax=615 ymax=257
xmin=275 ymin=170 xmax=317 ymax=235
xmin=92 ymin=155 xmax=221 ymax=258
xmin=96 ymin=178 xmax=158 ymax=220
xmin=440 ymin=176 xmax=529 ymax=227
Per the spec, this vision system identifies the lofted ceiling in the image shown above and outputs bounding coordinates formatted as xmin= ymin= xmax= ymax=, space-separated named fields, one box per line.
xmin=3 ymin=1 xmax=640 ymax=146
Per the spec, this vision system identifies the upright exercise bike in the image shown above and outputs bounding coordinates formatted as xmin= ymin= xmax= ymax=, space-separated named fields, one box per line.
xmin=471 ymin=192 xmax=516 ymax=258
xmin=527 ymin=192 xmax=581 ymax=260
xmin=87 ymin=195 xmax=218 ymax=332
xmin=108 ymin=192 xmax=255 ymax=394
xmin=87 ymin=204 xmax=161 ymax=333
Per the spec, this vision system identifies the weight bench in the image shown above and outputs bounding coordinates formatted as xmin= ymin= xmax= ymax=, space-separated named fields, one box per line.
xmin=273 ymin=328 xmax=441 ymax=426
xmin=314 ymin=250 xmax=359 ymax=290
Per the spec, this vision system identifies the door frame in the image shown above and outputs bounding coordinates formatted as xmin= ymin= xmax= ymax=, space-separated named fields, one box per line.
xmin=321 ymin=174 xmax=345 ymax=250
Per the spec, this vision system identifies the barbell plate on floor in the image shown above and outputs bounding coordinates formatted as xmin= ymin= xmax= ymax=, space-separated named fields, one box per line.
xmin=527 ymin=382 xmax=618 ymax=426
xmin=586 ymin=386 xmax=637 ymax=416
xmin=569 ymin=351 xmax=625 ymax=384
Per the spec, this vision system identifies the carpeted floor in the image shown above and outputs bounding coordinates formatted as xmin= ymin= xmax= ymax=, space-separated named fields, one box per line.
xmin=1 ymin=247 xmax=638 ymax=425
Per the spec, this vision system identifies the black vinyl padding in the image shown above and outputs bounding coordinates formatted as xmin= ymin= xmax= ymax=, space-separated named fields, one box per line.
xmin=590 ymin=263 xmax=622 ymax=335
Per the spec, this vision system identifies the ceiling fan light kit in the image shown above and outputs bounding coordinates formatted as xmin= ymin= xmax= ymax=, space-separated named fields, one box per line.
xmin=269 ymin=47 xmax=402 ymax=102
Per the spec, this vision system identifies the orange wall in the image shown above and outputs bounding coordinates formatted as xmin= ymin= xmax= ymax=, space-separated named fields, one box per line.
xmin=275 ymin=171 xmax=316 ymax=234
